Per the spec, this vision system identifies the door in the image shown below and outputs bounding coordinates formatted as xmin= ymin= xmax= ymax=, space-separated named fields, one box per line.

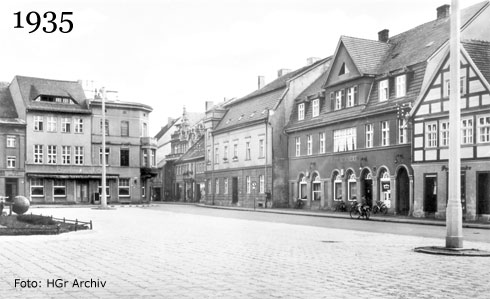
xmin=362 ymin=175 xmax=373 ymax=207
xmin=396 ymin=168 xmax=410 ymax=215
xmin=5 ymin=179 xmax=18 ymax=202
xmin=477 ymin=173 xmax=490 ymax=214
xmin=76 ymin=182 xmax=89 ymax=203
xmin=424 ymin=174 xmax=437 ymax=213
xmin=232 ymin=177 xmax=238 ymax=204
xmin=195 ymin=183 xmax=201 ymax=202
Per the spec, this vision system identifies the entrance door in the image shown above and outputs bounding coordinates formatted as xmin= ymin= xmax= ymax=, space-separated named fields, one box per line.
xmin=5 ymin=179 xmax=18 ymax=202
xmin=76 ymin=182 xmax=89 ymax=203
xmin=477 ymin=173 xmax=490 ymax=214
xmin=424 ymin=174 xmax=437 ymax=213
xmin=361 ymin=172 xmax=373 ymax=207
xmin=396 ymin=168 xmax=410 ymax=215
xmin=232 ymin=177 xmax=238 ymax=204
xmin=195 ymin=183 xmax=201 ymax=202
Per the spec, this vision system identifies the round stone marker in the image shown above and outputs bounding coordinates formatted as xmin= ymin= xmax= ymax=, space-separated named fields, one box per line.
xmin=12 ymin=196 xmax=30 ymax=215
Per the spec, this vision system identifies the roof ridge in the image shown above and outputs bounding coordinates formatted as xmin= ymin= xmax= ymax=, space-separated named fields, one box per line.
xmin=341 ymin=35 xmax=390 ymax=45
xmin=15 ymin=75 xmax=80 ymax=84
xmin=462 ymin=38 xmax=490 ymax=45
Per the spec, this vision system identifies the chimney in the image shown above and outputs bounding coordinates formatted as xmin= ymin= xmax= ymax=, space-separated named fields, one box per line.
xmin=378 ymin=29 xmax=389 ymax=42
xmin=258 ymin=76 xmax=265 ymax=90
xmin=306 ymin=57 xmax=320 ymax=65
xmin=437 ymin=4 xmax=450 ymax=19
xmin=205 ymin=101 xmax=214 ymax=111
xmin=277 ymin=69 xmax=291 ymax=78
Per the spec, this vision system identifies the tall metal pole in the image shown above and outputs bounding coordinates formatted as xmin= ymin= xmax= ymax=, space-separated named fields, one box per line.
xmin=446 ymin=0 xmax=463 ymax=248
xmin=101 ymin=94 xmax=108 ymax=208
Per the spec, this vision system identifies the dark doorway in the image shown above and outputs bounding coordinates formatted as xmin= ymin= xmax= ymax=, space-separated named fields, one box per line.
xmin=5 ymin=178 xmax=18 ymax=202
xmin=477 ymin=172 xmax=490 ymax=214
xmin=361 ymin=171 xmax=373 ymax=207
xmin=153 ymin=187 xmax=162 ymax=201
xmin=396 ymin=168 xmax=410 ymax=215
xmin=232 ymin=177 xmax=238 ymax=204
xmin=424 ymin=174 xmax=438 ymax=213
xmin=195 ymin=183 xmax=201 ymax=202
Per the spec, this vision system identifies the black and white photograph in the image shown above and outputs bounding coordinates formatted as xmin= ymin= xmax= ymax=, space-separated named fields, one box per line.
xmin=1 ymin=0 xmax=490 ymax=298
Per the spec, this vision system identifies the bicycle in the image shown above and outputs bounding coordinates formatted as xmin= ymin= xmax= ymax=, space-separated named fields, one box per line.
xmin=349 ymin=201 xmax=370 ymax=220
xmin=334 ymin=200 xmax=347 ymax=212
xmin=372 ymin=200 xmax=388 ymax=215
xmin=294 ymin=199 xmax=305 ymax=209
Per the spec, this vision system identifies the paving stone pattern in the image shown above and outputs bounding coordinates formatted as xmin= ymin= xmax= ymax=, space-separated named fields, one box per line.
xmin=1 ymin=207 xmax=489 ymax=298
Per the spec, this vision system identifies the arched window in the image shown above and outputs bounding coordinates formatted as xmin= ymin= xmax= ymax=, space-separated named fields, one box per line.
xmin=312 ymin=173 xmax=321 ymax=201
xmin=347 ymin=173 xmax=357 ymax=201
xmin=379 ymin=169 xmax=391 ymax=204
xmin=333 ymin=173 xmax=342 ymax=201
xmin=299 ymin=176 xmax=308 ymax=200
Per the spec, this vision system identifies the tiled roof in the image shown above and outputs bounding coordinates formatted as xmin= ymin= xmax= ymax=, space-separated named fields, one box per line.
xmin=177 ymin=136 xmax=205 ymax=162
xmin=463 ymin=40 xmax=490 ymax=84
xmin=0 ymin=87 xmax=18 ymax=118
xmin=154 ymin=117 xmax=180 ymax=139
xmin=341 ymin=36 xmax=392 ymax=75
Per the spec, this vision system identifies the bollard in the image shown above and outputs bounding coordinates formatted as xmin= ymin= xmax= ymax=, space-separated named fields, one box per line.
xmin=56 ymin=224 xmax=60 ymax=234
xmin=63 ymin=217 xmax=65 ymax=223
xmin=75 ymin=219 xmax=78 ymax=231
xmin=90 ymin=220 xmax=93 ymax=230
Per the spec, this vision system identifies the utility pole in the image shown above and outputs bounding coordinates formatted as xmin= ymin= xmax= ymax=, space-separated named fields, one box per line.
xmin=101 ymin=91 xmax=108 ymax=209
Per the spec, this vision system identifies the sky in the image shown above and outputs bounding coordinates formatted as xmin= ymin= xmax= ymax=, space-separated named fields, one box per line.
xmin=0 ymin=0 xmax=485 ymax=136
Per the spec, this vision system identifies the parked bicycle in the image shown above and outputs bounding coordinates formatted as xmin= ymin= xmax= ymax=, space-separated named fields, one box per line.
xmin=349 ymin=200 xmax=370 ymax=220
xmin=294 ymin=199 xmax=305 ymax=209
xmin=334 ymin=200 xmax=347 ymax=212
xmin=372 ymin=200 xmax=388 ymax=215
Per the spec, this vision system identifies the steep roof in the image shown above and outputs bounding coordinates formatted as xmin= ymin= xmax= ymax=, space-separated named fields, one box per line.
xmin=0 ymin=86 xmax=18 ymax=118
xmin=154 ymin=117 xmax=180 ymax=139
xmin=341 ymin=36 xmax=392 ymax=75
xmin=463 ymin=39 xmax=490 ymax=83
xmin=176 ymin=136 xmax=205 ymax=162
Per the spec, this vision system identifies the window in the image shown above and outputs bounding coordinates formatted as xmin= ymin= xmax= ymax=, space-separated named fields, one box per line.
xmin=259 ymin=139 xmax=264 ymax=158
xmin=396 ymin=75 xmax=406 ymax=98
xmin=207 ymin=148 xmax=211 ymax=163
xmin=299 ymin=177 xmax=307 ymax=199
xmin=74 ymin=118 xmax=84 ymax=133
xmin=346 ymin=86 xmax=357 ymax=107
xmin=223 ymin=145 xmax=228 ymax=161
xmin=141 ymin=185 xmax=145 ymax=198
xmin=142 ymin=122 xmax=148 ymax=137
xmin=335 ymin=90 xmax=343 ymax=110
xmin=295 ymin=137 xmax=301 ymax=157
xmin=347 ymin=173 xmax=357 ymax=201
xmin=53 ymin=180 xmax=66 ymax=197
xmin=99 ymin=147 xmax=110 ymax=165
xmin=245 ymin=141 xmax=251 ymax=160
xmin=74 ymin=146 xmax=84 ymax=165
xmin=7 ymin=156 xmax=16 ymax=168
xmin=61 ymin=118 xmax=71 ymax=133
xmin=30 ymin=179 xmax=44 ymax=197
xmin=312 ymin=175 xmax=321 ymax=201
xmin=478 ymin=115 xmax=490 ymax=143
xmin=119 ymin=178 xmax=130 ymax=197
xmin=47 ymin=116 xmax=57 ymax=132
xmin=62 ymin=146 xmax=71 ymax=164
xmin=215 ymin=146 xmax=219 ymax=164
xmin=298 ymin=103 xmax=305 ymax=120
xmin=333 ymin=128 xmax=357 ymax=152
xmin=151 ymin=149 xmax=156 ymax=167
xmin=461 ymin=118 xmax=473 ymax=145
xmin=34 ymin=116 xmax=43 ymax=131
xmin=100 ymin=119 xmax=109 ymax=135
xmin=215 ymin=178 xmax=219 ymax=194
xmin=306 ymin=135 xmax=312 ymax=155
xmin=339 ymin=62 xmax=349 ymax=75
xmin=381 ymin=121 xmax=390 ymax=146
xmin=259 ymin=175 xmax=264 ymax=194
xmin=379 ymin=79 xmax=389 ymax=101
xmin=224 ymin=178 xmax=228 ymax=195
xmin=7 ymin=136 xmax=16 ymax=148
xmin=444 ymin=76 xmax=467 ymax=97
xmin=365 ymin=124 xmax=373 ymax=148
xmin=143 ymin=149 xmax=148 ymax=167
xmin=398 ymin=119 xmax=407 ymax=144
xmin=333 ymin=174 xmax=342 ymax=201
xmin=426 ymin=122 xmax=437 ymax=148
xmin=120 ymin=148 xmax=129 ymax=166
xmin=246 ymin=176 xmax=251 ymax=194
xmin=312 ymin=99 xmax=320 ymax=117
xmin=233 ymin=143 xmax=238 ymax=159
xmin=98 ymin=180 xmax=111 ymax=198
xmin=34 ymin=144 xmax=43 ymax=164
xmin=440 ymin=120 xmax=449 ymax=147
xmin=319 ymin=133 xmax=325 ymax=154
xmin=47 ymin=145 xmax=57 ymax=164
xmin=121 ymin=121 xmax=129 ymax=136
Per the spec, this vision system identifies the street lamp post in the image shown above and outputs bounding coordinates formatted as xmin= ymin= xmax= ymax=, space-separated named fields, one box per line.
xmin=101 ymin=93 xmax=108 ymax=209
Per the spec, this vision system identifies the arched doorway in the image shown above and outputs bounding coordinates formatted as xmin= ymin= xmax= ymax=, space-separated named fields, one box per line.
xmin=396 ymin=167 xmax=410 ymax=215
xmin=298 ymin=174 xmax=307 ymax=201
xmin=311 ymin=172 xmax=321 ymax=209
xmin=379 ymin=168 xmax=391 ymax=208
xmin=346 ymin=170 xmax=357 ymax=202
xmin=360 ymin=169 xmax=373 ymax=207
xmin=332 ymin=171 xmax=342 ymax=202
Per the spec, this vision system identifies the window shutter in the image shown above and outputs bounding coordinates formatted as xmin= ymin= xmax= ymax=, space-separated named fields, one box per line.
xmin=354 ymin=86 xmax=359 ymax=106
xmin=330 ymin=92 xmax=335 ymax=111
xmin=341 ymin=89 xmax=346 ymax=108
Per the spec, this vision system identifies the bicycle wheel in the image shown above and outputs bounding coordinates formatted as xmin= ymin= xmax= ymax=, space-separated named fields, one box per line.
xmin=372 ymin=205 xmax=379 ymax=214
xmin=380 ymin=205 xmax=388 ymax=215
xmin=350 ymin=208 xmax=360 ymax=219
xmin=364 ymin=209 xmax=370 ymax=220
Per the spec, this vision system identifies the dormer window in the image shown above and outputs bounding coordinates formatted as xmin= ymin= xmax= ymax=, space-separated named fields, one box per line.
xmin=379 ymin=79 xmax=389 ymax=102
xmin=37 ymin=95 xmax=74 ymax=104
xmin=395 ymin=75 xmax=406 ymax=98
xmin=339 ymin=62 xmax=349 ymax=76
xmin=346 ymin=86 xmax=358 ymax=107
xmin=298 ymin=103 xmax=305 ymax=120
xmin=335 ymin=90 xmax=343 ymax=110
xmin=312 ymin=99 xmax=319 ymax=117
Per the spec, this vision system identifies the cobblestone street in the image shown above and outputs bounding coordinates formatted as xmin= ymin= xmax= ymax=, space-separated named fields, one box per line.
xmin=1 ymin=205 xmax=489 ymax=298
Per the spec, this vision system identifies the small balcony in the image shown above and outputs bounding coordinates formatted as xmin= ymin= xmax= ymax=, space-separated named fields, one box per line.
xmin=140 ymin=137 xmax=157 ymax=147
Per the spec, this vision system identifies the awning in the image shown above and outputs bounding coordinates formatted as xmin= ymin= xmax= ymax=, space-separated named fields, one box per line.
xmin=27 ymin=173 xmax=119 ymax=179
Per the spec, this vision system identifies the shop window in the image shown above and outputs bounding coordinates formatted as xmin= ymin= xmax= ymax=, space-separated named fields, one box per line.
xmin=53 ymin=180 xmax=66 ymax=197
xmin=31 ymin=179 xmax=44 ymax=197
xmin=119 ymin=178 xmax=130 ymax=197
xmin=333 ymin=173 xmax=342 ymax=201
xmin=347 ymin=173 xmax=357 ymax=201
xmin=312 ymin=174 xmax=321 ymax=201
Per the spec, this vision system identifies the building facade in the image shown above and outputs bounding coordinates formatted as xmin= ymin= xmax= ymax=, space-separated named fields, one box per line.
xmin=173 ymin=136 xmax=206 ymax=202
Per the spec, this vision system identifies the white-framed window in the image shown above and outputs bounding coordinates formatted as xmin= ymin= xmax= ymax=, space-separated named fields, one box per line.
xmin=477 ymin=115 xmax=490 ymax=143
xmin=7 ymin=136 xmax=16 ymax=148
xmin=100 ymin=119 xmax=109 ymax=135
xmin=47 ymin=116 xmax=57 ymax=132
xmin=62 ymin=146 xmax=71 ymax=164
xmin=307 ymin=135 xmax=312 ymax=155
xmin=365 ymin=124 xmax=373 ymax=148
xmin=34 ymin=115 xmax=43 ymax=131
xmin=61 ymin=117 xmax=71 ymax=133
xmin=118 ymin=178 xmax=130 ymax=197
xmin=246 ymin=176 xmax=251 ymax=194
xmin=224 ymin=178 xmax=228 ymax=195
xmin=207 ymin=180 xmax=212 ymax=195
xmin=312 ymin=174 xmax=321 ymax=201
xmin=333 ymin=174 xmax=342 ymax=201
xmin=53 ymin=180 xmax=66 ymax=197
xmin=143 ymin=149 xmax=148 ymax=167
xmin=7 ymin=156 xmax=16 ymax=168
xmin=47 ymin=145 xmax=57 ymax=164
xmin=440 ymin=120 xmax=450 ymax=147
xmin=381 ymin=121 xmax=390 ymax=146
xmin=141 ymin=185 xmax=145 ymax=198
xmin=379 ymin=79 xmax=389 ymax=102
xmin=99 ymin=147 xmax=110 ymax=165
xmin=426 ymin=122 xmax=438 ymax=148
xmin=151 ymin=149 xmax=156 ymax=167
xmin=335 ymin=90 xmax=343 ymax=110
xmin=207 ymin=148 xmax=211 ymax=163
xmin=121 ymin=121 xmax=129 ymax=137
xmin=347 ymin=173 xmax=357 ymax=201
xmin=259 ymin=139 xmax=264 ymax=158
xmin=333 ymin=128 xmax=357 ymax=152
xmin=259 ymin=175 xmax=264 ymax=194
xmin=461 ymin=118 xmax=473 ymax=145
xmin=312 ymin=99 xmax=320 ymax=117
xmin=398 ymin=119 xmax=407 ymax=144
xmin=141 ymin=122 xmax=148 ymax=137
xmin=245 ymin=141 xmax=251 ymax=160
xmin=74 ymin=118 xmax=84 ymax=133
xmin=30 ymin=178 xmax=44 ymax=197
xmin=74 ymin=146 xmax=84 ymax=165
xmin=34 ymin=144 xmax=43 ymax=164
xmin=395 ymin=75 xmax=406 ymax=98
xmin=233 ymin=143 xmax=238 ymax=159
xmin=346 ymin=86 xmax=357 ymax=107
xmin=215 ymin=146 xmax=219 ymax=164
xmin=215 ymin=178 xmax=219 ymax=194
xmin=319 ymin=133 xmax=325 ymax=154
xmin=298 ymin=103 xmax=305 ymax=120
xmin=295 ymin=137 xmax=300 ymax=157
xmin=223 ymin=145 xmax=228 ymax=161
xmin=98 ymin=180 xmax=111 ymax=198
xmin=444 ymin=76 xmax=467 ymax=97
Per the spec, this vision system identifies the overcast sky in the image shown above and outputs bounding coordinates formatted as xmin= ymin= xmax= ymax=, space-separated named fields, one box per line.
xmin=0 ymin=0 xmax=484 ymax=135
